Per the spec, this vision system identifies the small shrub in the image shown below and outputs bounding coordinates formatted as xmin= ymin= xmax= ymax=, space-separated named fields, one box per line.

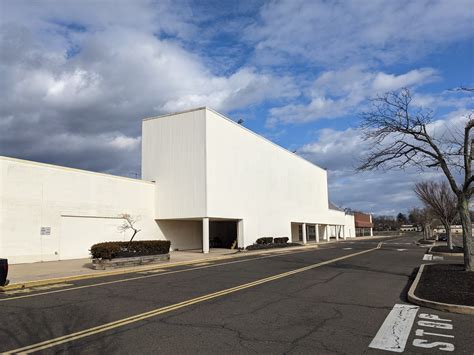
xmin=256 ymin=237 xmax=273 ymax=244
xmin=90 ymin=240 xmax=171 ymax=259
xmin=274 ymin=237 xmax=289 ymax=244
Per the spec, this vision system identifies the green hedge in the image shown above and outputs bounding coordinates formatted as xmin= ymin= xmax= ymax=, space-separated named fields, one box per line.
xmin=256 ymin=237 xmax=273 ymax=244
xmin=246 ymin=242 xmax=300 ymax=251
xmin=90 ymin=240 xmax=171 ymax=259
xmin=274 ymin=237 xmax=289 ymax=244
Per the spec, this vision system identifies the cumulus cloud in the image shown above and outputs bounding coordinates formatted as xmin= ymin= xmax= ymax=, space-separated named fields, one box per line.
xmin=297 ymin=109 xmax=472 ymax=214
xmin=247 ymin=0 xmax=474 ymax=66
xmin=268 ymin=67 xmax=438 ymax=125
xmin=0 ymin=1 xmax=297 ymax=176
xmin=297 ymin=127 xmax=429 ymax=214
xmin=1 ymin=0 xmax=472 ymax=217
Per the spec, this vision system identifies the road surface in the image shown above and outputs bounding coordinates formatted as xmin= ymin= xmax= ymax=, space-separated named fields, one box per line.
xmin=0 ymin=236 xmax=472 ymax=354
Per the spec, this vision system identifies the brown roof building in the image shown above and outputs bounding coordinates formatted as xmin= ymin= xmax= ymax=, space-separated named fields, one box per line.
xmin=353 ymin=212 xmax=373 ymax=237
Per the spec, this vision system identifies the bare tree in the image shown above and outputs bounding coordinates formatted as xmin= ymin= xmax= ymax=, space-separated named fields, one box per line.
xmin=409 ymin=207 xmax=435 ymax=240
xmin=358 ymin=88 xmax=473 ymax=271
xmin=373 ymin=215 xmax=399 ymax=231
xmin=118 ymin=214 xmax=141 ymax=248
xmin=414 ymin=181 xmax=458 ymax=249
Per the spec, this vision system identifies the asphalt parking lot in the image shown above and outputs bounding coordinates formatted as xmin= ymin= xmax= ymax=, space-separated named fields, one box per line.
xmin=1 ymin=235 xmax=472 ymax=354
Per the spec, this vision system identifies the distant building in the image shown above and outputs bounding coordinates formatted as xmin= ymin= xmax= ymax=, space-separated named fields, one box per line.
xmin=354 ymin=212 xmax=373 ymax=237
xmin=432 ymin=225 xmax=474 ymax=234
xmin=400 ymin=224 xmax=418 ymax=232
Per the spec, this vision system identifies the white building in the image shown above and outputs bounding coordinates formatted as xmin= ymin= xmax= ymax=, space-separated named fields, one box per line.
xmin=432 ymin=225 xmax=473 ymax=234
xmin=0 ymin=107 xmax=355 ymax=264
xmin=399 ymin=224 xmax=418 ymax=232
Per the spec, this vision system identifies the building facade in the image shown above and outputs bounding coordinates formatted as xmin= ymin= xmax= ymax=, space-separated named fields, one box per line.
xmin=353 ymin=212 xmax=373 ymax=237
xmin=1 ymin=107 xmax=355 ymax=263
xmin=400 ymin=224 xmax=418 ymax=232
xmin=432 ymin=225 xmax=473 ymax=234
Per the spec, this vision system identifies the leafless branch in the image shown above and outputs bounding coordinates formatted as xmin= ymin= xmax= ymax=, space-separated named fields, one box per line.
xmin=357 ymin=88 xmax=467 ymax=195
xmin=118 ymin=213 xmax=141 ymax=247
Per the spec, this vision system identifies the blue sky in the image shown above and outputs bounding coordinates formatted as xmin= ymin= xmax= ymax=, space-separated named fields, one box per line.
xmin=0 ymin=0 xmax=473 ymax=215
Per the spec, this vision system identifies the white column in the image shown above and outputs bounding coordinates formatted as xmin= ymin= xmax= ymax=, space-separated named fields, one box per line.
xmin=237 ymin=220 xmax=244 ymax=248
xmin=202 ymin=218 xmax=209 ymax=253
xmin=343 ymin=226 xmax=346 ymax=240
xmin=315 ymin=224 xmax=320 ymax=243
xmin=369 ymin=214 xmax=373 ymax=237
xmin=302 ymin=223 xmax=307 ymax=244
xmin=335 ymin=226 xmax=339 ymax=241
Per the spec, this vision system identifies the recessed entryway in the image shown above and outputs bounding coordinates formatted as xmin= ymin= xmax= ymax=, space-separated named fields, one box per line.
xmin=210 ymin=220 xmax=238 ymax=249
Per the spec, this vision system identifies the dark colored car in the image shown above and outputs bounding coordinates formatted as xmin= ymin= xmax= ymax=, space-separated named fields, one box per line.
xmin=437 ymin=234 xmax=448 ymax=241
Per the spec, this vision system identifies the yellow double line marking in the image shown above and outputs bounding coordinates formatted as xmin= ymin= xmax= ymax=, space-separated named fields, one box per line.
xmin=5 ymin=245 xmax=380 ymax=354
xmin=0 ymin=247 xmax=323 ymax=303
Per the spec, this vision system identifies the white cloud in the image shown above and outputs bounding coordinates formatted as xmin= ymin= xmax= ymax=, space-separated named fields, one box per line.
xmin=0 ymin=2 xmax=298 ymax=175
xmin=371 ymin=70 xmax=439 ymax=92
xmin=1 ymin=0 xmax=472 ymax=215
xmin=247 ymin=0 xmax=474 ymax=66
xmin=108 ymin=135 xmax=141 ymax=150
xmin=268 ymin=67 xmax=438 ymax=125
xmin=296 ymin=108 xmax=472 ymax=213
xmin=299 ymin=128 xmax=364 ymax=172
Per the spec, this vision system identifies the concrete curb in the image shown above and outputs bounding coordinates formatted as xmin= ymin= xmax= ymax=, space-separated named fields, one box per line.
xmin=427 ymin=246 xmax=464 ymax=257
xmin=407 ymin=263 xmax=474 ymax=315
xmin=0 ymin=243 xmax=321 ymax=292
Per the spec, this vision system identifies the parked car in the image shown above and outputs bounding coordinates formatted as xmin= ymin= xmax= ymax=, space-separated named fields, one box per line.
xmin=437 ymin=234 xmax=448 ymax=241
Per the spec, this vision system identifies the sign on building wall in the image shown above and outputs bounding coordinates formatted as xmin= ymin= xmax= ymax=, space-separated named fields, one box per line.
xmin=40 ymin=227 xmax=51 ymax=236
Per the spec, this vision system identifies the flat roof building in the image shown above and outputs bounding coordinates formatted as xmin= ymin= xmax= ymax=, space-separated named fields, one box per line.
xmin=0 ymin=107 xmax=355 ymax=263
xmin=353 ymin=212 xmax=373 ymax=237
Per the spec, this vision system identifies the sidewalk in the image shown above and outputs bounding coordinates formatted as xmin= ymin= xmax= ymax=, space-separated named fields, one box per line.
xmin=4 ymin=235 xmax=394 ymax=287
xmin=7 ymin=249 xmax=236 ymax=285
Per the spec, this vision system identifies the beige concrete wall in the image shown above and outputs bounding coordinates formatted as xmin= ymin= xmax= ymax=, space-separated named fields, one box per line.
xmin=141 ymin=107 xmax=354 ymax=248
xmin=142 ymin=109 xmax=207 ymax=219
xmin=156 ymin=220 xmax=202 ymax=251
xmin=344 ymin=213 xmax=356 ymax=238
xmin=291 ymin=223 xmax=300 ymax=242
xmin=0 ymin=157 xmax=160 ymax=263
xmin=205 ymin=108 xmax=349 ymax=246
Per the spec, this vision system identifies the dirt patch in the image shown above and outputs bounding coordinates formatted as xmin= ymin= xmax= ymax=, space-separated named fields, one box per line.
xmin=417 ymin=238 xmax=435 ymax=244
xmin=430 ymin=246 xmax=463 ymax=254
xmin=415 ymin=264 xmax=474 ymax=306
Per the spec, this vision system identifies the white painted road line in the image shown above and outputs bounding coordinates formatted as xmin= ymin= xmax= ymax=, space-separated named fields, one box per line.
xmin=369 ymin=304 xmax=419 ymax=353
xmin=415 ymin=329 xmax=454 ymax=338
xmin=3 ymin=283 xmax=73 ymax=295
